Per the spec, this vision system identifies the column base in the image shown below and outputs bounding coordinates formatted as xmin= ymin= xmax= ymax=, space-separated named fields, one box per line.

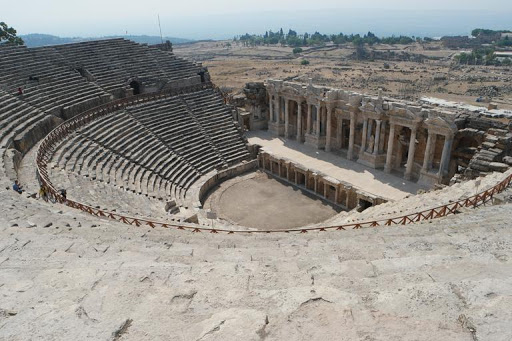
xmin=304 ymin=134 xmax=326 ymax=149
xmin=418 ymin=169 xmax=443 ymax=186
xmin=268 ymin=121 xmax=285 ymax=136
xmin=357 ymin=152 xmax=386 ymax=169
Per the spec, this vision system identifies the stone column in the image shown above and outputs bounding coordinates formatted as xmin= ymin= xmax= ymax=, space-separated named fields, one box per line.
xmin=268 ymin=94 xmax=274 ymax=122
xmin=359 ymin=118 xmax=368 ymax=156
xmin=384 ymin=123 xmax=396 ymax=173
xmin=429 ymin=134 xmax=437 ymax=169
xmin=367 ymin=119 xmax=374 ymax=149
xmin=347 ymin=112 xmax=356 ymax=160
xmin=296 ymin=100 xmax=302 ymax=141
xmin=404 ymin=127 xmax=417 ymax=180
xmin=438 ymin=135 xmax=453 ymax=177
xmin=315 ymin=105 xmax=321 ymax=137
xmin=284 ymin=98 xmax=289 ymax=138
xmin=373 ymin=119 xmax=382 ymax=155
xmin=306 ymin=103 xmax=312 ymax=135
xmin=325 ymin=105 xmax=332 ymax=152
xmin=274 ymin=96 xmax=280 ymax=123
xmin=422 ymin=132 xmax=435 ymax=171
xmin=379 ymin=120 xmax=386 ymax=153
xmin=337 ymin=118 xmax=343 ymax=149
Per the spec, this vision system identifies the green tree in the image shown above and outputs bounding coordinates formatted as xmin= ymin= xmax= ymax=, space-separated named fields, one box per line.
xmin=0 ymin=22 xmax=24 ymax=45
xmin=352 ymin=36 xmax=363 ymax=47
xmin=293 ymin=47 xmax=303 ymax=54
xmin=287 ymin=29 xmax=297 ymax=37
xmin=303 ymin=33 xmax=309 ymax=46
xmin=301 ymin=59 xmax=310 ymax=65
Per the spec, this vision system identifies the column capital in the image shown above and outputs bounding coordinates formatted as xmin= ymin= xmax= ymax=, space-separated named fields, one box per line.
xmin=325 ymin=102 xmax=335 ymax=111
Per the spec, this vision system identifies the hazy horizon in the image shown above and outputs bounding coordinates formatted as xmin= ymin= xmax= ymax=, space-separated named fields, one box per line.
xmin=4 ymin=1 xmax=512 ymax=40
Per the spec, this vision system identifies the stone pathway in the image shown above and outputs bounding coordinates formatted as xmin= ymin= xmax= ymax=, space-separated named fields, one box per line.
xmin=0 ymin=187 xmax=511 ymax=340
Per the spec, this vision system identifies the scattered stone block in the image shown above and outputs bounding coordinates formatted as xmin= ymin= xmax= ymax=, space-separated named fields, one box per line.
xmin=503 ymin=156 xmax=512 ymax=165
xmin=489 ymin=162 xmax=509 ymax=172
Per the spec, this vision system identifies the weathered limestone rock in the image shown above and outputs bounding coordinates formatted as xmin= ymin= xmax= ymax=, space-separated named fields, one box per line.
xmin=489 ymin=162 xmax=509 ymax=172
xmin=237 ymin=82 xmax=268 ymax=131
xmin=503 ymin=156 xmax=512 ymax=165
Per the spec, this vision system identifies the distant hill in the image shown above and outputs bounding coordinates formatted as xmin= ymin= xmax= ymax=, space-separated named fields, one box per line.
xmin=19 ymin=34 xmax=194 ymax=48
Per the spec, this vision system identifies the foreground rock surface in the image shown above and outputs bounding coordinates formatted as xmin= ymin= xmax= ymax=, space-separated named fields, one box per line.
xmin=0 ymin=188 xmax=511 ymax=340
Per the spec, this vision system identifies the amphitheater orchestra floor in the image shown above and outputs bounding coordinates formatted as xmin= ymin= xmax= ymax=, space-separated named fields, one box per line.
xmin=247 ymin=130 xmax=428 ymax=201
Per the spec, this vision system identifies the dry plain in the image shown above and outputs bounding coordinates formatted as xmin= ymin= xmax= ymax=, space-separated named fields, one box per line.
xmin=174 ymin=40 xmax=512 ymax=110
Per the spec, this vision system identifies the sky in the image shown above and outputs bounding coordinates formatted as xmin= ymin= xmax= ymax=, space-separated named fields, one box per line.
xmin=3 ymin=0 xmax=512 ymax=39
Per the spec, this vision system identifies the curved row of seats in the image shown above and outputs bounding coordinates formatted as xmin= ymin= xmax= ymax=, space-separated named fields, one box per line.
xmin=49 ymin=88 xmax=251 ymax=204
xmin=0 ymin=45 xmax=110 ymax=116
xmin=0 ymin=39 xmax=249 ymax=214
xmin=47 ymin=39 xmax=204 ymax=95
xmin=182 ymin=89 xmax=250 ymax=164
xmin=0 ymin=89 xmax=49 ymax=179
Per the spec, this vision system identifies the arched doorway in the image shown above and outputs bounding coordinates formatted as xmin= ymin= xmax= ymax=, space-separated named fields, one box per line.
xmin=129 ymin=80 xmax=141 ymax=95
xmin=198 ymin=71 xmax=206 ymax=83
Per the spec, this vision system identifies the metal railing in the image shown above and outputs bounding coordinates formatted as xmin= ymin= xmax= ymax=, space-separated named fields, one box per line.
xmin=35 ymin=87 xmax=512 ymax=234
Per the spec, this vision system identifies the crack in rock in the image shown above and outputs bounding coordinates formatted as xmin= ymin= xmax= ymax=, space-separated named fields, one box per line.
xmin=112 ymin=318 xmax=132 ymax=341
xmin=171 ymin=291 xmax=197 ymax=303
xmin=197 ymin=320 xmax=225 ymax=340
xmin=458 ymin=314 xmax=478 ymax=341
xmin=299 ymin=297 xmax=333 ymax=308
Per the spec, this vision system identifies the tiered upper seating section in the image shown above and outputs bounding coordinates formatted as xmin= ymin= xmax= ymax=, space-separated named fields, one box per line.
xmin=0 ymin=44 xmax=110 ymax=117
xmin=47 ymin=39 xmax=205 ymax=96
xmin=49 ymin=88 xmax=250 ymax=202
xmin=182 ymin=89 xmax=252 ymax=164
xmin=0 ymin=38 xmax=249 ymax=207
xmin=0 ymin=89 xmax=46 ymax=176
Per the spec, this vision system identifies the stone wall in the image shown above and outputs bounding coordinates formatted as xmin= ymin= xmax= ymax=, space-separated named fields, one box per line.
xmin=194 ymin=160 xmax=258 ymax=207
xmin=251 ymin=79 xmax=512 ymax=186
xmin=258 ymin=151 xmax=387 ymax=211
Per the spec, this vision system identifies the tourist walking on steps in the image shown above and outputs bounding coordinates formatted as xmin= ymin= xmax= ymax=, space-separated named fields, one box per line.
xmin=17 ymin=87 xmax=23 ymax=95
xmin=13 ymin=180 xmax=23 ymax=194
xmin=39 ymin=185 xmax=48 ymax=202
xmin=59 ymin=189 xmax=67 ymax=201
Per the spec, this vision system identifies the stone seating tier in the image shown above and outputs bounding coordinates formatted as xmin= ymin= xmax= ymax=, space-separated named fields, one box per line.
xmin=48 ymin=88 xmax=250 ymax=205
xmin=0 ymin=40 xmax=248 ymax=212
xmin=46 ymin=39 xmax=204 ymax=94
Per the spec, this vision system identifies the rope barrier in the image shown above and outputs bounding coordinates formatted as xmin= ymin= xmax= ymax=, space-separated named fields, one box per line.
xmin=35 ymin=88 xmax=512 ymax=234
